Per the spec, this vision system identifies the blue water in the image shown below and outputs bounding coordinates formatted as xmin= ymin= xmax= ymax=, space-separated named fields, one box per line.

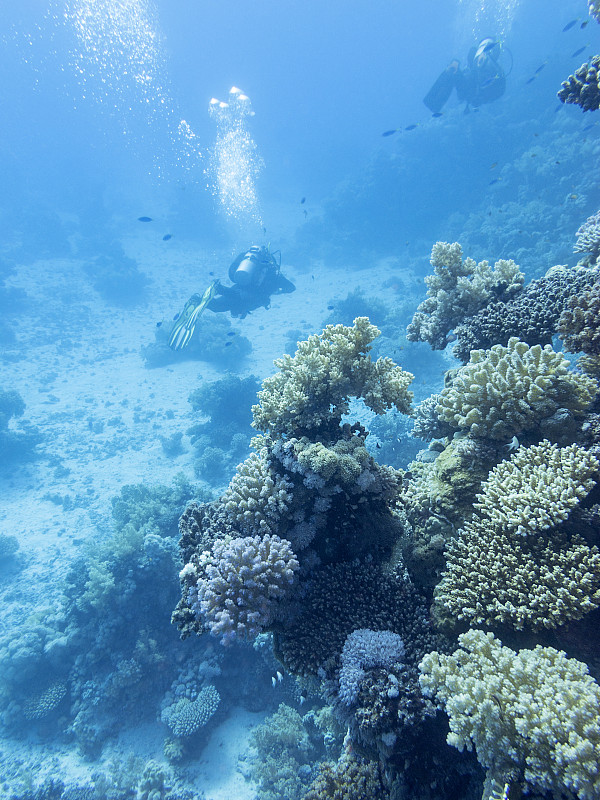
xmin=0 ymin=0 xmax=599 ymax=797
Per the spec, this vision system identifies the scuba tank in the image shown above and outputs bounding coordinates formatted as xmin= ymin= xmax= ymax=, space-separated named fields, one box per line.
xmin=229 ymin=246 xmax=275 ymax=287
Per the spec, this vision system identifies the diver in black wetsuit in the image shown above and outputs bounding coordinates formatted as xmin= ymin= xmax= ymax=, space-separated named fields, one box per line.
xmin=424 ymin=38 xmax=506 ymax=113
xmin=208 ymin=245 xmax=296 ymax=318
xmin=167 ymin=245 xmax=296 ymax=350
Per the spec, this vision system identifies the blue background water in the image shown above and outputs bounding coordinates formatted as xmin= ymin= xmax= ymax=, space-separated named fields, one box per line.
xmin=1 ymin=0 xmax=599 ymax=797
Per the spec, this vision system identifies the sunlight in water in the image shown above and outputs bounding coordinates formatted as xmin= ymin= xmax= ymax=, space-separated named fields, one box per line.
xmin=206 ymin=88 xmax=265 ymax=231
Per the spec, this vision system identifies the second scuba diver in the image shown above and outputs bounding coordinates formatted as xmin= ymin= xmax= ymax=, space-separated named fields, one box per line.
xmin=168 ymin=245 xmax=296 ymax=350
xmin=423 ymin=38 xmax=507 ymax=114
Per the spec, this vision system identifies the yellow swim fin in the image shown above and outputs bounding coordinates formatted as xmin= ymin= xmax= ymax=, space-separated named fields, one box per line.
xmin=168 ymin=281 xmax=218 ymax=350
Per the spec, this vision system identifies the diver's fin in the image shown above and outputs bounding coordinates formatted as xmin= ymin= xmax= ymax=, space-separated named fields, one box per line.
xmin=168 ymin=282 xmax=218 ymax=350
xmin=423 ymin=69 xmax=456 ymax=113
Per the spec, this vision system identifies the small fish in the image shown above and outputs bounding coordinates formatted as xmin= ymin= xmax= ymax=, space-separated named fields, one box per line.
xmin=327 ymin=304 xmax=335 ymax=310
xmin=271 ymin=676 xmax=276 ymax=687
xmin=376 ymin=442 xmax=382 ymax=449
xmin=299 ymin=694 xmax=306 ymax=705
xmin=583 ymin=122 xmax=596 ymax=131
xmin=276 ymin=671 xmax=283 ymax=682
xmin=138 ymin=216 xmax=152 ymax=222
xmin=432 ymin=111 xmax=443 ymax=118
xmin=311 ymin=275 xmax=315 ymax=280
xmin=300 ymin=197 xmax=306 ymax=204
xmin=571 ymin=46 xmax=588 ymax=58
xmin=534 ymin=62 xmax=547 ymax=74
xmin=225 ymin=341 xmax=232 ymax=347
xmin=262 ymin=226 xmax=267 ymax=234
xmin=404 ymin=124 xmax=418 ymax=131
xmin=209 ymin=271 xmax=215 ymax=276
xmin=172 ymin=312 xmax=180 ymax=321
xmin=569 ymin=194 xmax=578 ymax=200
xmin=581 ymin=20 xmax=589 ymax=28
xmin=562 ymin=19 xmax=578 ymax=32
xmin=304 ymin=209 xmax=308 ymax=217
xmin=162 ymin=234 xmax=172 ymax=241
xmin=490 ymin=162 xmax=498 ymax=169
xmin=489 ymin=178 xmax=500 ymax=185
xmin=382 ymin=129 xmax=398 ymax=137
xmin=525 ymin=76 xmax=536 ymax=84
xmin=227 ymin=331 xmax=236 ymax=337
xmin=156 ymin=321 xmax=162 ymax=328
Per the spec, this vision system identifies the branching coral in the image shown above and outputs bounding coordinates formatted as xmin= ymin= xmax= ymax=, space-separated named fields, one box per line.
xmin=406 ymin=242 xmax=523 ymax=350
xmin=559 ymin=277 xmax=600 ymax=363
xmin=419 ymin=629 xmax=600 ymax=800
xmin=435 ymin=337 xmax=597 ymax=440
xmin=184 ymin=534 xmax=299 ymax=644
xmin=338 ymin=629 xmax=405 ymax=707
xmin=451 ymin=265 xmax=599 ymax=362
xmin=574 ymin=210 xmax=600 ymax=266
xmin=591 ymin=0 xmax=600 ymax=24
xmin=434 ymin=441 xmax=600 ymax=630
xmin=252 ymin=316 xmax=413 ymax=438
xmin=161 ymin=685 xmax=220 ymax=737
xmin=558 ymin=55 xmax=600 ymax=112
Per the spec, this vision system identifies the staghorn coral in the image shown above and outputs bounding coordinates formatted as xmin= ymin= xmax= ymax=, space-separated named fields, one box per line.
xmin=160 ymin=685 xmax=220 ymax=737
xmin=419 ymin=629 xmax=600 ymax=800
xmin=435 ymin=337 xmax=597 ymax=440
xmin=574 ymin=210 xmax=600 ymax=266
xmin=559 ymin=278 xmax=600 ymax=356
xmin=434 ymin=441 xmax=600 ymax=631
xmin=184 ymin=534 xmax=300 ymax=644
xmin=451 ymin=265 xmax=599 ymax=362
xmin=406 ymin=241 xmax=523 ymax=350
xmin=558 ymin=55 xmax=600 ymax=112
xmin=252 ymin=316 xmax=413 ymax=438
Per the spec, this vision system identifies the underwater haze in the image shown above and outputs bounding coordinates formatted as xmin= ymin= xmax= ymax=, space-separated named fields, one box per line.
xmin=1 ymin=0 xmax=600 ymax=798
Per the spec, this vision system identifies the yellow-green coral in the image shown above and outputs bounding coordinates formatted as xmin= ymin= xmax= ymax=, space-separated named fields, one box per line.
xmin=252 ymin=317 xmax=413 ymax=437
xmin=435 ymin=441 xmax=600 ymax=630
xmin=435 ymin=337 xmax=597 ymax=440
xmin=419 ymin=629 xmax=600 ymax=800
xmin=220 ymin=450 xmax=294 ymax=535
xmin=407 ymin=242 xmax=523 ymax=350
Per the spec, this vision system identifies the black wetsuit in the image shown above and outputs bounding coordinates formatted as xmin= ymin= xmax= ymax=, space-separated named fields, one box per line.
xmin=207 ymin=251 xmax=295 ymax=318
xmin=424 ymin=47 xmax=505 ymax=113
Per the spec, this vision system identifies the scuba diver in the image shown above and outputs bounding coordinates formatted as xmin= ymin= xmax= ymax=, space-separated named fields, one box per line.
xmin=168 ymin=245 xmax=296 ymax=350
xmin=424 ymin=38 xmax=507 ymax=114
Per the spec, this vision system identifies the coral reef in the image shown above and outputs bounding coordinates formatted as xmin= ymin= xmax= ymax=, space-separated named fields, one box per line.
xmin=82 ymin=242 xmax=150 ymax=307
xmin=184 ymin=534 xmax=300 ymax=643
xmin=160 ymin=685 xmax=220 ymax=737
xmin=558 ymin=55 xmax=600 ymax=112
xmin=406 ymin=242 xmax=523 ymax=351
xmin=434 ymin=441 xmax=600 ymax=631
xmin=304 ymin=748 xmax=389 ymax=800
xmin=435 ymin=337 xmax=597 ymax=440
xmin=451 ymin=265 xmax=599 ymax=362
xmin=0 ymin=389 xmax=40 ymax=466
xmin=187 ymin=374 xmax=260 ymax=486
xmin=559 ymin=277 xmax=600 ymax=356
xmin=338 ymin=629 xmax=405 ymax=707
xmin=591 ymin=0 xmax=600 ymax=24
xmin=252 ymin=316 xmax=413 ymax=437
xmin=574 ymin=210 xmax=600 ymax=266
xmin=419 ymin=629 xmax=600 ymax=800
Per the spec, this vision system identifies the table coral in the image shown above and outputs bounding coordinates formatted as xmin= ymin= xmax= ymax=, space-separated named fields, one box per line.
xmin=252 ymin=316 xmax=413 ymax=438
xmin=558 ymin=55 xmax=600 ymax=111
xmin=406 ymin=241 xmax=523 ymax=350
xmin=435 ymin=337 xmax=597 ymax=440
xmin=419 ymin=629 xmax=600 ymax=800
xmin=434 ymin=441 xmax=600 ymax=630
